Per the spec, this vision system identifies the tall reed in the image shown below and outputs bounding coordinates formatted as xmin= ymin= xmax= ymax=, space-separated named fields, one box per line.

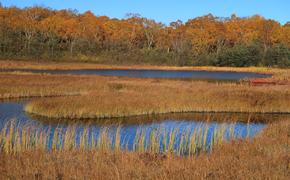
xmin=0 ymin=120 xmax=249 ymax=156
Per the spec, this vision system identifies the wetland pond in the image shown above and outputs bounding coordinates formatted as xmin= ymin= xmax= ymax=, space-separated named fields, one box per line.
xmin=1 ymin=99 xmax=286 ymax=155
xmin=2 ymin=69 xmax=271 ymax=81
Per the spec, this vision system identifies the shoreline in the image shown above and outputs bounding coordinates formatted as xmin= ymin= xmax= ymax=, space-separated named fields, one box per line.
xmin=2 ymin=60 xmax=289 ymax=85
xmin=0 ymin=59 xmax=281 ymax=73
xmin=25 ymin=105 xmax=290 ymax=122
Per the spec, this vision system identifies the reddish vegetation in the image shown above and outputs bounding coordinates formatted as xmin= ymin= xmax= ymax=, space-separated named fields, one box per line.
xmin=249 ymin=78 xmax=289 ymax=86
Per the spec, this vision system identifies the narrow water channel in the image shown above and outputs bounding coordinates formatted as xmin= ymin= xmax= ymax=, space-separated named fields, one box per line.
xmin=0 ymin=99 xmax=274 ymax=154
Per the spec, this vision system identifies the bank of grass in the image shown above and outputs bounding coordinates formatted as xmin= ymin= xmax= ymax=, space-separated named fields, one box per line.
xmin=0 ymin=120 xmax=288 ymax=179
xmin=1 ymin=60 xmax=290 ymax=81
xmin=1 ymin=60 xmax=290 ymax=119
xmin=0 ymin=72 xmax=117 ymax=99
xmin=25 ymin=81 xmax=290 ymax=120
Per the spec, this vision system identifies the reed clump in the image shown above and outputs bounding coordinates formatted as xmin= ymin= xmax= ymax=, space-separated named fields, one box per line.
xmin=0 ymin=120 xmax=288 ymax=179
xmin=0 ymin=120 xmax=242 ymax=156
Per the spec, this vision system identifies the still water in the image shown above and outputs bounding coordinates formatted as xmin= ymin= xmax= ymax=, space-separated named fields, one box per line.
xmin=1 ymin=69 xmax=271 ymax=80
xmin=0 ymin=100 xmax=271 ymax=154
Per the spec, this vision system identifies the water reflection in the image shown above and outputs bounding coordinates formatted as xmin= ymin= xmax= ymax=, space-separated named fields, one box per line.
xmin=1 ymin=100 xmax=281 ymax=154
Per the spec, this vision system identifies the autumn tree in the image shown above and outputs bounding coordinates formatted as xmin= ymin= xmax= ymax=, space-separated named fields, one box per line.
xmin=141 ymin=18 xmax=163 ymax=49
xmin=185 ymin=14 xmax=226 ymax=55
xmin=0 ymin=6 xmax=289 ymax=67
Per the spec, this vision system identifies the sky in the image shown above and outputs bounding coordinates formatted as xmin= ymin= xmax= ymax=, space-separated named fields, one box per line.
xmin=1 ymin=0 xmax=290 ymax=25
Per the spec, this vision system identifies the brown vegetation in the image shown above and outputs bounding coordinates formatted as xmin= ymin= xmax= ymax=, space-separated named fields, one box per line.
xmin=0 ymin=120 xmax=289 ymax=179
xmin=0 ymin=5 xmax=289 ymax=178
xmin=0 ymin=61 xmax=289 ymax=119
xmin=0 ymin=61 xmax=289 ymax=179
xmin=0 ymin=73 xmax=98 ymax=99
xmin=1 ymin=60 xmax=289 ymax=82
xmin=0 ymin=120 xmax=238 ymax=155
xmin=25 ymin=82 xmax=290 ymax=119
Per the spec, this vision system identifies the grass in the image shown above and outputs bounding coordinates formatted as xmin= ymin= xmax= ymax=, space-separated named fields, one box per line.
xmin=0 ymin=120 xmax=240 ymax=156
xmin=0 ymin=120 xmax=288 ymax=179
xmin=0 ymin=72 xmax=114 ymax=99
xmin=0 ymin=60 xmax=289 ymax=119
xmin=0 ymin=60 xmax=289 ymax=179
xmin=24 ymin=80 xmax=290 ymax=119
xmin=1 ymin=59 xmax=290 ymax=81
xmin=0 ymin=70 xmax=289 ymax=119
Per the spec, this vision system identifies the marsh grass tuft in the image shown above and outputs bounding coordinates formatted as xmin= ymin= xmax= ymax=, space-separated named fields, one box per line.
xmin=0 ymin=120 xmax=248 ymax=156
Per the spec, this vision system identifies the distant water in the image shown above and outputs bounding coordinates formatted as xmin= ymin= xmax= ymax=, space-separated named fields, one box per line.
xmin=1 ymin=69 xmax=271 ymax=80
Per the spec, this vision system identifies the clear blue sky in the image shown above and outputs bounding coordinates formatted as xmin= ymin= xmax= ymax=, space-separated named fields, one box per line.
xmin=2 ymin=0 xmax=290 ymax=25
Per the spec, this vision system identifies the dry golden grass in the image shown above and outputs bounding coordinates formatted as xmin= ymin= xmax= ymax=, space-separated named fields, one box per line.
xmin=1 ymin=60 xmax=290 ymax=179
xmin=0 ymin=120 xmax=239 ymax=155
xmin=0 ymin=72 xmax=120 ymax=99
xmin=0 ymin=68 xmax=289 ymax=119
xmin=25 ymin=79 xmax=290 ymax=119
xmin=0 ymin=120 xmax=288 ymax=180
xmin=1 ymin=59 xmax=289 ymax=81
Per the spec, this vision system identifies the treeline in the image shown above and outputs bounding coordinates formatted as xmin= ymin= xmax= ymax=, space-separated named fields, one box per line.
xmin=1 ymin=6 xmax=290 ymax=67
